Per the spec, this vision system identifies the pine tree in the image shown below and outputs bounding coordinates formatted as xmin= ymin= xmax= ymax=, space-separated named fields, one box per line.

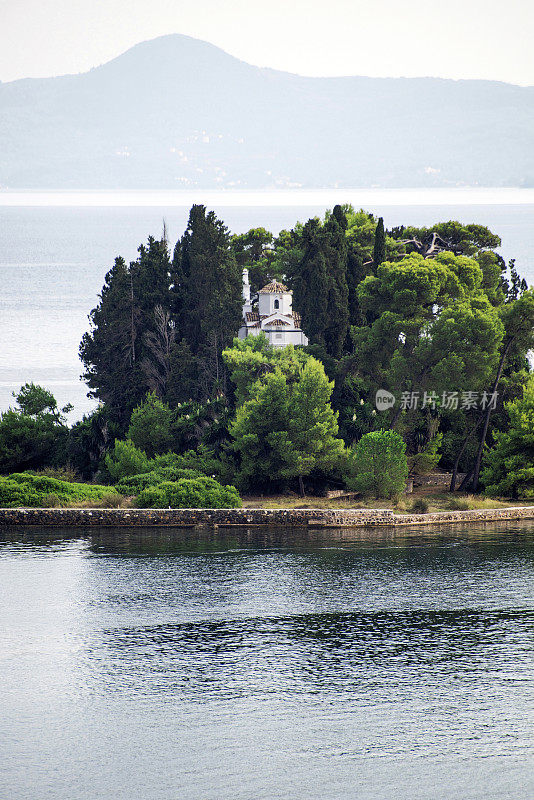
xmin=286 ymin=359 xmax=345 ymax=495
xmin=373 ymin=216 xmax=386 ymax=267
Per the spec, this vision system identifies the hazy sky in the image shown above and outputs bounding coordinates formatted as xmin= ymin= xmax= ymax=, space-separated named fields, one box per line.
xmin=1 ymin=0 xmax=533 ymax=85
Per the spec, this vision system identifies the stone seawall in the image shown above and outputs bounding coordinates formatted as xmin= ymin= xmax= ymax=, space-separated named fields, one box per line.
xmin=1 ymin=506 xmax=534 ymax=528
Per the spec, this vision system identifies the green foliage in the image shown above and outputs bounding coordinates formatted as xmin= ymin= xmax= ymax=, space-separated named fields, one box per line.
xmin=104 ymin=439 xmax=151 ymax=482
xmin=223 ymin=335 xmax=309 ymax=405
xmin=171 ymin=204 xmax=243 ymax=398
xmin=231 ymin=370 xmax=294 ymax=490
xmin=68 ymin=407 xmax=120 ymax=480
xmin=0 ymin=473 xmax=119 ymax=507
xmin=290 ymin=209 xmax=349 ymax=358
xmin=229 ymin=355 xmax=345 ymax=491
xmin=230 ymin=227 xmax=277 ymax=292
xmin=80 ymin=236 xmax=172 ymax=426
xmin=115 ymin=468 xmax=203 ymax=495
xmin=14 ymin=382 xmax=72 ymax=419
xmin=0 ymin=384 xmax=69 ymax=474
xmin=283 ymin=359 xmax=346 ymax=484
xmin=136 ymin=476 xmax=241 ymax=508
xmin=373 ymin=217 xmax=386 ymax=266
xmin=0 ymin=478 xmax=40 ymax=507
xmin=349 ymin=430 xmax=408 ymax=499
xmin=408 ymin=433 xmax=443 ymax=476
xmin=127 ymin=392 xmax=174 ymax=457
xmin=482 ymin=375 xmax=534 ymax=499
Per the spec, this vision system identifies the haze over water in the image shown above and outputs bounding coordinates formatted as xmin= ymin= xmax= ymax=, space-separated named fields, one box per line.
xmin=1 ymin=189 xmax=533 ymax=419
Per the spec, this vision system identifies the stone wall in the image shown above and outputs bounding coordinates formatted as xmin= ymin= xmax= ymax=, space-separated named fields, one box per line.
xmin=1 ymin=506 xmax=534 ymax=528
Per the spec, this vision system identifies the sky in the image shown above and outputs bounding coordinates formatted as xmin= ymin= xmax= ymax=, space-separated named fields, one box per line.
xmin=1 ymin=0 xmax=533 ymax=86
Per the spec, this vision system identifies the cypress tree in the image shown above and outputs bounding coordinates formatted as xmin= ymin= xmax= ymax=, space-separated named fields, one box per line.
xmin=171 ymin=205 xmax=243 ymax=398
xmin=373 ymin=216 xmax=386 ymax=267
xmin=80 ymin=236 xmax=173 ymax=427
xmin=80 ymin=257 xmax=143 ymax=426
xmin=292 ymin=219 xmax=329 ymax=349
xmin=324 ymin=206 xmax=349 ymax=358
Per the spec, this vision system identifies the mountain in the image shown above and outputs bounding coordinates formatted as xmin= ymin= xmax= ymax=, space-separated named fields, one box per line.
xmin=1 ymin=34 xmax=533 ymax=189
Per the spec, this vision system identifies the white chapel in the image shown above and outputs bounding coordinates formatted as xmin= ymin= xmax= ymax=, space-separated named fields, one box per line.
xmin=238 ymin=268 xmax=309 ymax=348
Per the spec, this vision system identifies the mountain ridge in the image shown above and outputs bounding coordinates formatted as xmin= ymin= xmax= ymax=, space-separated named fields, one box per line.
xmin=1 ymin=33 xmax=533 ymax=189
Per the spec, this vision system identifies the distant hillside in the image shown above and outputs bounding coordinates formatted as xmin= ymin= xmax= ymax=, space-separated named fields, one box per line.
xmin=1 ymin=34 xmax=533 ymax=189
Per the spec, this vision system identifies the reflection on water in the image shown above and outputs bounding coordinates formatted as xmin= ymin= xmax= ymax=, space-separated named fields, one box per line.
xmin=1 ymin=524 xmax=533 ymax=800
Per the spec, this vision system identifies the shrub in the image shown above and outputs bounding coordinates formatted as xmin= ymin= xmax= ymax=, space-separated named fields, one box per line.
xmin=0 ymin=477 xmax=40 ymax=507
xmin=127 ymin=392 xmax=174 ymax=458
xmin=136 ymin=476 xmax=241 ymax=509
xmin=104 ymin=440 xmax=150 ymax=483
xmin=349 ymin=430 xmax=408 ymax=499
xmin=32 ymin=465 xmax=80 ymax=482
xmin=411 ymin=498 xmax=429 ymax=514
xmin=136 ymin=484 xmax=169 ymax=508
xmin=115 ymin=468 xmax=203 ymax=495
xmin=0 ymin=473 xmax=121 ymax=507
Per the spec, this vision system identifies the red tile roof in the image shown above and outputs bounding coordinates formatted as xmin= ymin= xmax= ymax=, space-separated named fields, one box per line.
xmin=258 ymin=280 xmax=290 ymax=294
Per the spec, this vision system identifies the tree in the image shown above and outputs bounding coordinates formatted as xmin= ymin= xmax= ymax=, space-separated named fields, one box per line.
xmin=171 ymin=205 xmax=243 ymax=398
xmin=323 ymin=207 xmax=349 ymax=358
xmin=389 ymin=221 xmax=501 ymax=259
xmin=229 ymin=354 xmax=345 ymax=493
xmin=80 ymin=236 xmax=172 ymax=427
xmin=349 ymin=430 xmax=408 ymax=499
xmin=470 ymin=289 xmax=534 ymax=491
xmin=68 ymin=407 xmax=119 ymax=480
xmin=230 ymin=227 xmax=276 ymax=292
xmin=482 ymin=375 xmax=534 ymax=499
xmin=285 ymin=359 xmax=345 ymax=495
xmin=127 ymin=392 xmax=174 ymax=458
xmin=290 ymin=211 xmax=349 ymax=358
xmin=230 ymin=369 xmax=294 ymax=491
xmin=0 ymin=384 xmax=70 ymax=473
xmin=223 ymin=335 xmax=309 ymax=405
xmin=292 ymin=219 xmax=330 ymax=349
xmin=373 ymin=216 xmax=386 ymax=267
xmin=15 ymin=382 xmax=72 ymax=419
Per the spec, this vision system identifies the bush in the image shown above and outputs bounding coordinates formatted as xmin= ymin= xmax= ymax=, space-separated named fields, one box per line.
xmin=104 ymin=440 xmax=150 ymax=483
xmin=31 ymin=465 xmax=80 ymax=482
xmin=115 ymin=468 xmax=203 ymax=495
xmin=127 ymin=392 xmax=174 ymax=458
xmin=411 ymin=498 xmax=429 ymax=514
xmin=349 ymin=430 xmax=408 ymax=499
xmin=0 ymin=473 xmax=121 ymax=507
xmin=136 ymin=476 xmax=242 ymax=509
xmin=0 ymin=478 xmax=40 ymax=507
xmin=135 ymin=484 xmax=169 ymax=508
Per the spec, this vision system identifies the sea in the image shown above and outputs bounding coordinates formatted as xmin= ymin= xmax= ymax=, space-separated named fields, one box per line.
xmin=1 ymin=189 xmax=533 ymax=420
xmin=0 ymin=524 xmax=533 ymax=800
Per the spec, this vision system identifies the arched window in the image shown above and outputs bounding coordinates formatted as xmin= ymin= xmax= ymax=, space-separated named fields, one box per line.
xmin=274 ymin=298 xmax=279 ymax=309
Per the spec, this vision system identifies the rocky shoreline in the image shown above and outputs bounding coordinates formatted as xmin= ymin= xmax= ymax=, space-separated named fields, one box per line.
xmin=1 ymin=506 xmax=534 ymax=528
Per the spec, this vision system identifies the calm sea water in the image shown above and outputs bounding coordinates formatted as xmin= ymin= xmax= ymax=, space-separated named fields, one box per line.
xmin=0 ymin=191 xmax=533 ymax=419
xmin=0 ymin=523 xmax=533 ymax=800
